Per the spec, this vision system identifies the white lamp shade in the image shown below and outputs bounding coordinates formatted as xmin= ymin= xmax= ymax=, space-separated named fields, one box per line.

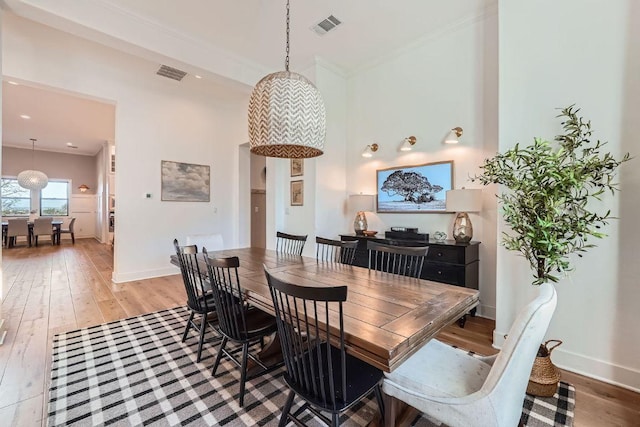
xmin=445 ymin=130 xmax=459 ymax=144
xmin=17 ymin=169 xmax=48 ymax=190
xmin=349 ymin=194 xmax=375 ymax=212
xmin=446 ymin=189 xmax=482 ymax=212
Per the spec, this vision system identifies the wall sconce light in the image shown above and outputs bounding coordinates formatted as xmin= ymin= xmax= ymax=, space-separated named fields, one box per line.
xmin=445 ymin=127 xmax=463 ymax=144
xmin=78 ymin=184 xmax=90 ymax=193
xmin=400 ymin=135 xmax=417 ymax=152
xmin=361 ymin=143 xmax=379 ymax=158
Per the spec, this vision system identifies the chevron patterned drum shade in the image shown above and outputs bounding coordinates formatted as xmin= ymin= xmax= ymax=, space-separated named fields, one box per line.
xmin=248 ymin=71 xmax=326 ymax=158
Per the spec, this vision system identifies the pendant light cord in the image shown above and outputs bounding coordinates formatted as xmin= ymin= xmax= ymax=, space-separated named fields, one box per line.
xmin=30 ymin=138 xmax=37 ymax=168
xmin=285 ymin=0 xmax=290 ymax=72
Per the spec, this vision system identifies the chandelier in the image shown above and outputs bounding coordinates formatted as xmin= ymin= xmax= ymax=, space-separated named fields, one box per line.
xmin=248 ymin=0 xmax=326 ymax=158
xmin=17 ymin=138 xmax=48 ymax=190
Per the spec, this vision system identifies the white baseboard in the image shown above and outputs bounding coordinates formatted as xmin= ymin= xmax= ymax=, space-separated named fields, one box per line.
xmin=492 ymin=328 xmax=640 ymax=393
xmin=111 ymin=266 xmax=179 ymax=283
xmin=478 ymin=303 xmax=496 ymax=320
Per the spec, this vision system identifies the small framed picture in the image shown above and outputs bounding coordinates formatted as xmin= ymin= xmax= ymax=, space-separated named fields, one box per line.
xmin=290 ymin=180 xmax=303 ymax=206
xmin=290 ymin=158 xmax=304 ymax=177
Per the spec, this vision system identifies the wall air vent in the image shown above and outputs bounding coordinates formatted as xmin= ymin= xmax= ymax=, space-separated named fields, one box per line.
xmin=156 ymin=65 xmax=187 ymax=81
xmin=311 ymin=15 xmax=342 ymax=36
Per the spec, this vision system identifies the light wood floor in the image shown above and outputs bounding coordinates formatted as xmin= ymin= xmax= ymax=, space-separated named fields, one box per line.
xmin=0 ymin=240 xmax=638 ymax=426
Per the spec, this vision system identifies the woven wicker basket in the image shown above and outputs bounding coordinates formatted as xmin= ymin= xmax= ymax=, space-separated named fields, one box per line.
xmin=527 ymin=340 xmax=562 ymax=397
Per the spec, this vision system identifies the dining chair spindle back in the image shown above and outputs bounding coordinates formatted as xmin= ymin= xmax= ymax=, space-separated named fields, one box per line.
xmin=276 ymin=231 xmax=307 ymax=256
xmin=315 ymin=237 xmax=358 ymax=265
xmin=265 ymin=268 xmax=385 ymax=427
xmin=367 ymin=241 xmax=429 ymax=278
xmin=173 ymin=239 xmax=218 ymax=362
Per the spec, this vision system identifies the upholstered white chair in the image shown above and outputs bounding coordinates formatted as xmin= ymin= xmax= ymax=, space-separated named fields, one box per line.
xmin=32 ymin=217 xmax=54 ymax=246
xmin=185 ymin=233 xmax=224 ymax=252
xmin=383 ymin=282 xmax=558 ymax=427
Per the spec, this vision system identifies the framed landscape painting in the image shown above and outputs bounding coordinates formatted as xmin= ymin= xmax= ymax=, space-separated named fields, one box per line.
xmin=376 ymin=160 xmax=453 ymax=213
xmin=161 ymin=160 xmax=210 ymax=202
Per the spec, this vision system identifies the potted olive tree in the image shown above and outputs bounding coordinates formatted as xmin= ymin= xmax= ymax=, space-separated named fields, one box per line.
xmin=474 ymin=105 xmax=630 ymax=396
xmin=474 ymin=105 xmax=630 ymax=285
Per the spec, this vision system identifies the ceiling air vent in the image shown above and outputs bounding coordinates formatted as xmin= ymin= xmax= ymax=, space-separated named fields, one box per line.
xmin=156 ymin=65 xmax=187 ymax=81
xmin=311 ymin=15 xmax=342 ymax=36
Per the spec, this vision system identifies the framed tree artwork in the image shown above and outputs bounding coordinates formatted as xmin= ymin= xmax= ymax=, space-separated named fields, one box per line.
xmin=376 ymin=160 xmax=453 ymax=213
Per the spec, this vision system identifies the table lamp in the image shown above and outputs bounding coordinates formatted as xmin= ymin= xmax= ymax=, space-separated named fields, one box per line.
xmin=349 ymin=194 xmax=375 ymax=235
xmin=445 ymin=189 xmax=482 ymax=243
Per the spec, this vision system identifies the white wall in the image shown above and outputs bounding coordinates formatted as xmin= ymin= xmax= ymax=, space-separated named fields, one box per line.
xmin=2 ymin=15 xmax=251 ymax=281
xmin=498 ymin=0 xmax=640 ymax=391
xmin=345 ymin=8 xmax=499 ymax=317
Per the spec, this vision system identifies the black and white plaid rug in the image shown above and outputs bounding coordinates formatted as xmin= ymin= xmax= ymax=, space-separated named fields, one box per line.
xmin=48 ymin=307 xmax=575 ymax=426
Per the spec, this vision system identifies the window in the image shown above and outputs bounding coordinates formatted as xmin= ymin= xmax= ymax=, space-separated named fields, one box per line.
xmin=1 ymin=178 xmax=31 ymax=216
xmin=40 ymin=180 xmax=69 ymax=216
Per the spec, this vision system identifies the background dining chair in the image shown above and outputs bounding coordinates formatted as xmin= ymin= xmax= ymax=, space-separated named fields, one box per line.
xmin=382 ymin=282 xmax=558 ymax=427
xmin=203 ymin=250 xmax=280 ymax=407
xmin=367 ymin=240 xmax=428 ymax=278
xmin=7 ymin=218 xmax=30 ymax=248
xmin=265 ymin=268 xmax=385 ymax=427
xmin=173 ymin=239 xmax=218 ymax=362
xmin=276 ymin=231 xmax=307 ymax=255
xmin=59 ymin=217 xmax=76 ymax=244
xmin=315 ymin=237 xmax=358 ymax=265
xmin=32 ymin=217 xmax=54 ymax=246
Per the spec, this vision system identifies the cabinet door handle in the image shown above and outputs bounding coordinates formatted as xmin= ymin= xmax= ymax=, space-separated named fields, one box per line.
xmin=437 ymin=252 xmax=443 ymax=257
xmin=437 ymin=270 xmax=443 ymax=275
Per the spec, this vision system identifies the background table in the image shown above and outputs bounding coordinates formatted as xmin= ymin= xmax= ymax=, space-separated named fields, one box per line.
xmin=2 ymin=220 xmax=64 ymax=246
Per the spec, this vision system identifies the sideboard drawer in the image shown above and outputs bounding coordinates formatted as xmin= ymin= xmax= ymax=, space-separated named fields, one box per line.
xmin=422 ymin=262 xmax=462 ymax=284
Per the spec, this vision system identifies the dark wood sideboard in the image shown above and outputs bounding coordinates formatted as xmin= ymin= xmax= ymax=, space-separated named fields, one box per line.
xmin=340 ymin=234 xmax=480 ymax=324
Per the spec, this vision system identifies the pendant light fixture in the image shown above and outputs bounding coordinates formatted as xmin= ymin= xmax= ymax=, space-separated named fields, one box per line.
xmin=248 ymin=0 xmax=326 ymax=158
xmin=17 ymin=138 xmax=48 ymax=190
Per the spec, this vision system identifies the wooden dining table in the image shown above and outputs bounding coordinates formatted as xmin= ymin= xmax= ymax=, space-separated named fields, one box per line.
xmin=171 ymin=247 xmax=480 ymax=373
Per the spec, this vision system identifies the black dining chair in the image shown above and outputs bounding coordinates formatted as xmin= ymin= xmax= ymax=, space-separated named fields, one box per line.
xmin=276 ymin=231 xmax=307 ymax=255
xmin=203 ymin=250 xmax=280 ymax=407
xmin=315 ymin=237 xmax=358 ymax=265
xmin=367 ymin=240 xmax=429 ymax=278
xmin=173 ymin=239 xmax=218 ymax=362
xmin=265 ymin=268 xmax=385 ymax=427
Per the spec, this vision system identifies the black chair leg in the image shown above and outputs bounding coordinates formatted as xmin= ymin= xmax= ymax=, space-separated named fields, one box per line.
xmin=182 ymin=311 xmax=194 ymax=342
xmin=279 ymin=390 xmax=296 ymax=427
xmin=71 ymin=233 xmax=75 ymax=244
xmin=331 ymin=413 xmax=340 ymax=427
xmin=196 ymin=314 xmax=207 ymax=362
xmin=374 ymin=385 xmax=385 ymax=420
xmin=211 ymin=336 xmax=228 ymax=375
xmin=238 ymin=343 xmax=250 ymax=407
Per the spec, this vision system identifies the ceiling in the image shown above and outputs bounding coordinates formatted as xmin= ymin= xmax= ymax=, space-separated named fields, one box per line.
xmin=1 ymin=0 xmax=494 ymax=156
xmin=2 ymin=81 xmax=115 ymax=156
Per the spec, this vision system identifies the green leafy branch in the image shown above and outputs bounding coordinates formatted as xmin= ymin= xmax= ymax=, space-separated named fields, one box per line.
xmin=473 ymin=105 xmax=631 ymax=285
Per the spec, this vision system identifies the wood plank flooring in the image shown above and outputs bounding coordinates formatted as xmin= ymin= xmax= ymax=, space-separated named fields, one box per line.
xmin=1 ymin=239 xmax=638 ymax=426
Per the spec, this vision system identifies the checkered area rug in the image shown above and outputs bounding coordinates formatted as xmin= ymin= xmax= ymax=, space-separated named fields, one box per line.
xmin=47 ymin=307 xmax=575 ymax=426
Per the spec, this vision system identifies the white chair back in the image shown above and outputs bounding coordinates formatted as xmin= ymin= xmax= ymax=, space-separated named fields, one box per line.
xmin=482 ymin=282 xmax=558 ymax=425
xmin=7 ymin=218 xmax=29 ymax=237
xmin=33 ymin=217 xmax=53 ymax=236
